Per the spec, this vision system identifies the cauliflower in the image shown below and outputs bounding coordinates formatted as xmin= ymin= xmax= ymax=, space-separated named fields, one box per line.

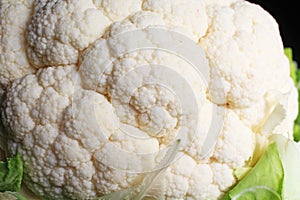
xmin=0 ymin=0 xmax=35 ymax=91
xmin=0 ymin=0 xmax=298 ymax=200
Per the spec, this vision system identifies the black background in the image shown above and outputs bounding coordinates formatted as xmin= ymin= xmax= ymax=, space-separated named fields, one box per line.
xmin=249 ymin=1 xmax=299 ymax=64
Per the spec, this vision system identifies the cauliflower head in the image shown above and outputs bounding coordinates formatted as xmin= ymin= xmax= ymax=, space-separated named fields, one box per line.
xmin=0 ymin=0 xmax=297 ymax=199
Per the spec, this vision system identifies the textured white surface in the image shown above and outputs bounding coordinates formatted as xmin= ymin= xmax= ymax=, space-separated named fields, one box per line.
xmin=0 ymin=0 xmax=298 ymax=199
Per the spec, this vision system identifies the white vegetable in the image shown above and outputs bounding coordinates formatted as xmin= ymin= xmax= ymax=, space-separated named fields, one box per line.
xmin=0 ymin=0 xmax=298 ymax=199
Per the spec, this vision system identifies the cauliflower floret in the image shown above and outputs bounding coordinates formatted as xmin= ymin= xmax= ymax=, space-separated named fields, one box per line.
xmin=234 ymin=81 xmax=298 ymax=138
xmin=158 ymin=109 xmax=254 ymax=199
xmin=142 ymin=0 xmax=208 ymax=40
xmin=93 ymin=0 xmax=142 ymax=21
xmin=200 ymin=1 xmax=290 ymax=108
xmin=27 ymin=0 xmax=110 ymax=67
xmin=1 ymin=66 xmax=159 ymax=199
xmin=2 ymin=66 xmax=82 ymax=199
xmin=212 ymin=110 xmax=255 ymax=168
xmin=0 ymin=0 xmax=36 ymax=90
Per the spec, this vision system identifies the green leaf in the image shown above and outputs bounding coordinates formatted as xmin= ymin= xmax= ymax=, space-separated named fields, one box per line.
xmin=222 ymin=143 xmax=284 ymax=200
xmin=234 ymin=167 xmax=252 ymax=181
xmin=0 ymin=154 xmax=24 ymax=192
xmin=293 ymin=124 xmax=300 ymax=142
xmin=270 ymin=135 xmax=300 ymax=200
xmin=223 ymin=135 xmax=300 ymax=200
xmin=285 ymin=48 xmax=300 ymax=142
xmin=285 ymin=48 xmax=297 ymax=84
